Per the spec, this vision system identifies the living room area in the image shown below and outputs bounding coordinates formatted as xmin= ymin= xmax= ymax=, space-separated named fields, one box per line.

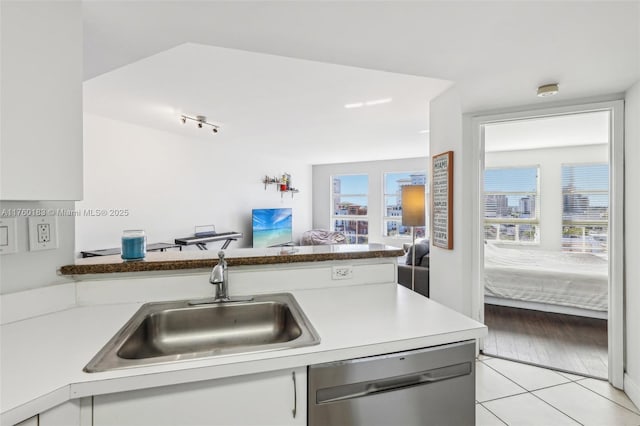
xmin=77 ymin=43 xmax=442 ymax=292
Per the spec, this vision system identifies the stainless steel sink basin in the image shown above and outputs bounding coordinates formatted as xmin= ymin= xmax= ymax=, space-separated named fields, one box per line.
xmin=84 ymin=293 xmax=320 ymax=372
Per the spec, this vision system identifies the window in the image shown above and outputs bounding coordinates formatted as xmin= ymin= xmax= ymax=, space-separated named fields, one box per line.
xmin=562 ymin=163 xmax=608 ymax=254
xmin=383 ymin=171 xmax=427 ymax=238
xmin=484 ymin=167 xmax=539 ymax=243
xmin=331 ymin=174 xmax=368 ymax=243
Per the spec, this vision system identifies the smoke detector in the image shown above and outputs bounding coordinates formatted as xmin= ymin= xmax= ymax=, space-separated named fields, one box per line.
xmin=537 ymin=83 xmax=559 ymax=97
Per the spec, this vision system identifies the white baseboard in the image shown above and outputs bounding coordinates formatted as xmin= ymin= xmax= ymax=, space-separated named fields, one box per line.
xmin=624 ymin=373 xmax=640 ymax=412
xmin=485 ymin=295 xmax=608 ymax=319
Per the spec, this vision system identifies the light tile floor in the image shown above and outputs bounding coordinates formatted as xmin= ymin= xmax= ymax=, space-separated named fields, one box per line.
xmin=476 ymin=355 xmax=640 ymax=426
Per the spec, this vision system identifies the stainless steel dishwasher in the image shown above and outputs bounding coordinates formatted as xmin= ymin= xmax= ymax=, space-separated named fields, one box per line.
xmin=308 ymin=340 xmax=475 ymax=426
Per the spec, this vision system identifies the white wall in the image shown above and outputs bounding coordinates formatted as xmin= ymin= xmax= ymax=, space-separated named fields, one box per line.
xmin=76 ymin=114 xmax=312 ymax=252
xmin=428 ymin=87 xmax=475 ymax=316
xmin=624 ymin=80 xmax=640 ymax=407
xmin=312 ymin=157 xmax=428 ymax=247
xmin=0 ymin=201 xmax=75 ymax=294
xmin=485 ymin=144 xmax=608 ymax=251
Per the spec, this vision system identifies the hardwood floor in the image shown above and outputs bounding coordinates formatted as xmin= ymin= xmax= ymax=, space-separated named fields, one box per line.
xmin=483 ymin=304 xmax=608 ymax=378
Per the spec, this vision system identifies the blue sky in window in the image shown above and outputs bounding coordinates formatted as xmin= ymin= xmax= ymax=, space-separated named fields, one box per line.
xmin=334 ymin=174 xmax=368 ymax=194
xmin=562 ymin=164 xmax=609 ymax=191
xmin=484 ymin=167 xmax=538 ymax=192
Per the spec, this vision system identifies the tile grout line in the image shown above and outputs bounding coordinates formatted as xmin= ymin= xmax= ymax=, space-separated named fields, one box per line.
xmin=478 ymin=357 xmax=584 ymax=424
xmin=480 ymin=353 xmax=598 ymax=381
xmin=479 ymin=358 xmax=529 ymax=390
xmin=478 ymin=402 xmax=509 ymax=426
xmin=477 ymin=390 xmax=530 ymax=404
xmin=574 ymin=379 xmax=640 ymax=416
xmin=528 ymin=388 xmax=585 ymax=425
xmin=478 ymin=356 xmax=640 ymax=424
xmin=481 ymin=355 xmax=640 ymax=417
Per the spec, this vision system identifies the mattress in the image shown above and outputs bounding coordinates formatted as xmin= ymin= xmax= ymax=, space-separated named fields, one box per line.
xmin=484 ymin=243 xmax=608 ymax=312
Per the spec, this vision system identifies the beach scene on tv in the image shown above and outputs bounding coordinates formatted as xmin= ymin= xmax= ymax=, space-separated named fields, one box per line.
xmin=252 ymin=208 xmax=293 ymax=248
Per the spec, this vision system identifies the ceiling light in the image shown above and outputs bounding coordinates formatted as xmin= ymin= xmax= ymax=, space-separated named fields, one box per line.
xmin=180 ymin=114 xmax=221 ymax=134
xmin=537 ymin=83 xmax=559 ymax=97
xmin=419 ymin=130 xmax=430 ymax=134
xmin=365 ymin=98 xmax=392 ymax=106
xmin=344 ymin=102 xmax=364 ymax=109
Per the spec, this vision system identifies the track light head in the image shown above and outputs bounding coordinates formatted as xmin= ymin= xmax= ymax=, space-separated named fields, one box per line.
xmin=180 ymin=114 xmax=220 ymax=135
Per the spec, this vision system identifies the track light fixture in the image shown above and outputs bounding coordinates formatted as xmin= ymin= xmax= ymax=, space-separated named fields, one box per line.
xmin=180 ymin=114 xmax=221 ymax=133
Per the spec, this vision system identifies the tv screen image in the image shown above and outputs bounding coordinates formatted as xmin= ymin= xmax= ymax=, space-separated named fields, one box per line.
xmin=252 ymin=208 xmax=293 ymax=248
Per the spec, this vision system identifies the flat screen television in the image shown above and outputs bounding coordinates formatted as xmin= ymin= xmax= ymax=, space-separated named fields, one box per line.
xmin=252 ymin=208 xmax=293 ymax=248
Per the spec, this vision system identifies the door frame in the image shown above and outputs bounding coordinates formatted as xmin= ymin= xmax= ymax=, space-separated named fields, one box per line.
xmin=469 ymin=99 xmax=624 ymax=388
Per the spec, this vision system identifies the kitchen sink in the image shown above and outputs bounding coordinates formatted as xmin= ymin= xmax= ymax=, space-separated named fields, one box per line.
xmin=84 ymin=293 xmax=320 ymax=372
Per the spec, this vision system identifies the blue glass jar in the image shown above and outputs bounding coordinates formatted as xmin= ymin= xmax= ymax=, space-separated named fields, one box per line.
xmin=121 ymin=230 xmax=146 ymax=260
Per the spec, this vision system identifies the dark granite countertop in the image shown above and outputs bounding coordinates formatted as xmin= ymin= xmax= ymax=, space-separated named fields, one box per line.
xmin=59 ymin=244 xmax=405 ymax=275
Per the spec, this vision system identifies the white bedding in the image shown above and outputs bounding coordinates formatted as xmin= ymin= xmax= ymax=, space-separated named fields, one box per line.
xmin=484 ymin=243 xmax=608 ymax=312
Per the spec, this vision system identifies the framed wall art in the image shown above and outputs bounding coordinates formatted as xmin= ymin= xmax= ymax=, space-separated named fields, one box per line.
xmin=431 ymin=151 xmax=453 ymax=249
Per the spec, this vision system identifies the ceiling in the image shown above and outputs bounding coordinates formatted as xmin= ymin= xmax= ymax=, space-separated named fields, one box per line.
xmin=484 ymin=111 xmax=610 ymax=153
xmin=82 ymin=1 xmax=640 ymax=163
xmin=83 ymin=43 xmax=451 ymax=163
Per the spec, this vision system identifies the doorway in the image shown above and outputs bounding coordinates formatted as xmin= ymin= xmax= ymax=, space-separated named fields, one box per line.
xmin=471 ymin=100 xmax=624 ymax=386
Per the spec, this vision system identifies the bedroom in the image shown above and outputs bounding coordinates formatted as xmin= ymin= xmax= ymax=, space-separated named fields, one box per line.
xmin=481 ymin=110 xmax=611 ymax=378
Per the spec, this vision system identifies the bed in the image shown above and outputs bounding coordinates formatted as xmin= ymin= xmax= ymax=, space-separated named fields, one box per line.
xmin=484 ymin=243 xmax=608 ymax=318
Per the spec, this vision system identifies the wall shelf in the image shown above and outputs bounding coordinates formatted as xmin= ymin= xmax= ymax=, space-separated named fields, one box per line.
xmin=262 ymin=174 xmax=299 ymax=198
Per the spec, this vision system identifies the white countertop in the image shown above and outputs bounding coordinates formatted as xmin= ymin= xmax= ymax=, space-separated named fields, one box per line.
xmin=1 ymin=283 xmax=487 ymax=425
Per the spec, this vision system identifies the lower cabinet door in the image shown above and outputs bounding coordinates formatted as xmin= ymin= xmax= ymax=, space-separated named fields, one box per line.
xmin=93 ymin=368 xmax=306 ymax=426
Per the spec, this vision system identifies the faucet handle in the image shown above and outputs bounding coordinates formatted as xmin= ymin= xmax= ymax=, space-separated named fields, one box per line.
xmin=217 ymin=250 xmax=225 ymax=261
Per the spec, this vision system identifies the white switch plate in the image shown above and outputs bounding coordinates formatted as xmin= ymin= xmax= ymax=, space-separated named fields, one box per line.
xmin=0 ymin=218 xmax=18 ymax=254
xmin=28 ymin=216 xmax=58 ymax=251
xmin=332 ymin=265 xmax=353 ymax=280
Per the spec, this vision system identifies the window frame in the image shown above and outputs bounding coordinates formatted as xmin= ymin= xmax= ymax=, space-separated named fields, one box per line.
xmin=381 ymin=170 xmax=428 ymax=239
xmin=330 ymin=173 xmax=369 ymax=244
xmin=561 ymin=162 xmax=609 ymax=254
xmin=483 ymin=165 xmax=540 ymax=244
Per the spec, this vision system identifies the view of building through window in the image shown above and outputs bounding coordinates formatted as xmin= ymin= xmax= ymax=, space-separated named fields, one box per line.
xmin=484 ymin=167 xmax=539 ymax=243
xmin=562 ymin=163 xmax=609 ymax=254
xmin=331 ymin=174 xmax=369 ymax=243
xmin=383 ymin=171 xmax=427 ymax=237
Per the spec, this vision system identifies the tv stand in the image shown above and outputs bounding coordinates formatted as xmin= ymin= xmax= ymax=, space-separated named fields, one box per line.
xmin=175 ymin=232 xmax=243 ymax=250
xmin=268 ymin=241 xmax=295 ymax=248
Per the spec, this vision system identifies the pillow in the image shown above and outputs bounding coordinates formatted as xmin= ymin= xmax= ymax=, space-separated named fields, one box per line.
xmin=406 ymin=242 xmax=430 ymax=266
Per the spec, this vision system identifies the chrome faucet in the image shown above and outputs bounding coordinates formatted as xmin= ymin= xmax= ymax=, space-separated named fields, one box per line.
xmin=210 ymin=250 xmax=229 ymax=300
xmin=189 ymin=250 xmax=253 ymax=305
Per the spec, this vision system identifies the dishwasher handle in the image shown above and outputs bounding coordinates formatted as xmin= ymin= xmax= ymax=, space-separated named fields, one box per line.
xmin=316 ymin=362 xmax=471 ymax=404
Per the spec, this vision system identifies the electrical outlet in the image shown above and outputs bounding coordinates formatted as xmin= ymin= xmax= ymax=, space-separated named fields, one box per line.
xmin=28 ymin=216 xmax=58 ymax=251
xmin=37 ymin=223 xmax=50 ymax=243
xmin=332 ymin=265 xmax=353 ymax=280
xmin=0 ymin=218 xmax=18 ymax=254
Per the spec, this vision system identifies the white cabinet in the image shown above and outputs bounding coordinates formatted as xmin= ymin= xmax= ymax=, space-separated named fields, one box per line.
xmin=93 ymin=368 xmax=307 ymax=426
xmin=0 ymin=0 xmax=83 ymax=200
xmin=13 ymin=399 xmax=91 ymax=426
xmin=39 ymin=399 xmax=92 ymax=426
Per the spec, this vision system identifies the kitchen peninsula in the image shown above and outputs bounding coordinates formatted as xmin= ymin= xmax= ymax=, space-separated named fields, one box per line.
xmin=60 ymin=243 xmax=405 ymax=275
xmin=2 ymin=244 xmax=487 ymax=425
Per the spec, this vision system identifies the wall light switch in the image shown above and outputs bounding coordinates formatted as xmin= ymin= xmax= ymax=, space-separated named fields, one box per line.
xmin=0 ymin=218 xmax=19 ymax=254
xmin=28 ymin=216 xmax=58 ymax=251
